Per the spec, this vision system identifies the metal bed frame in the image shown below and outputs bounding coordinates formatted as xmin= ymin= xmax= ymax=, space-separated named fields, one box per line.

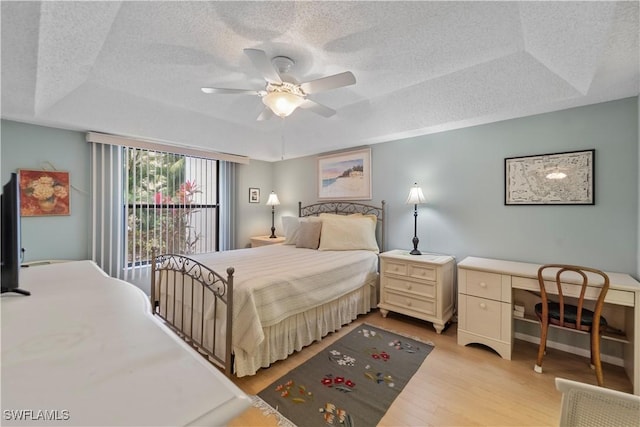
xmin=151 ymin=200 xmax=385 ymax=377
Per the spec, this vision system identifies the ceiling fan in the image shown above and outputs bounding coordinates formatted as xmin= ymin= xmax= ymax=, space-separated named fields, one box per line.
xmin=201 ymin=48 xmax=356 ymax=120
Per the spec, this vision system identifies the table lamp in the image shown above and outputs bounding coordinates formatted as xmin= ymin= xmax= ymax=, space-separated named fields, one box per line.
xmin=406 ymin=183 xmax=426 ymax=255
xmin=266 ymin=191 xmax=280 ymax=238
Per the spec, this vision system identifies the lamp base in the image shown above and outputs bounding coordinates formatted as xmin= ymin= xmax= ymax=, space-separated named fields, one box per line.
xmin=410 ymin=235 xmax=421 ymax=255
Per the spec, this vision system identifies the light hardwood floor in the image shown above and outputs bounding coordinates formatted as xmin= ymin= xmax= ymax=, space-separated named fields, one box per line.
xmin=228 ymin=311 xmax=633 ymax=426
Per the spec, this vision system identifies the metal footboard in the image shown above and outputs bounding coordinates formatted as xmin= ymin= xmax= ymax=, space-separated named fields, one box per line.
xmin=151 ymin=249 xmax=234 ymax=377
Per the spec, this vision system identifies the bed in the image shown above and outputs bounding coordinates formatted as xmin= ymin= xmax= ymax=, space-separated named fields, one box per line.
xmin=1 ymin=261 xmax=250 ymax=426
xmin=151 ymin=201 xmax=385 ymax=377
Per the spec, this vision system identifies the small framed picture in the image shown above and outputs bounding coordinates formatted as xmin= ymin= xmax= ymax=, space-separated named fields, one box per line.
xmin=249 ymin=187 xmax=260 ymax=203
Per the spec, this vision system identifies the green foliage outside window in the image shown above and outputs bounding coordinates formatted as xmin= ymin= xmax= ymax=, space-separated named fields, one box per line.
xmin=126 ymin=150 xmax=202 ymax=263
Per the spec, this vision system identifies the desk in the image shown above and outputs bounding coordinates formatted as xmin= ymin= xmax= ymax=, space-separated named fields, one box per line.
xmin=1 ymin=261 xmax=251 ymax=426
xmin=457 ymin=256 xmax=640 ymax=395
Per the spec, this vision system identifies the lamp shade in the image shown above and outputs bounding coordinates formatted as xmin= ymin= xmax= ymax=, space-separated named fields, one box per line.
xmin=262 ymin=92 xmax=304 ymax=117
xmin=406 ymin=183 xmax=426 ymax=205
xmin=266 ymin=191 xmax=280 ymax=206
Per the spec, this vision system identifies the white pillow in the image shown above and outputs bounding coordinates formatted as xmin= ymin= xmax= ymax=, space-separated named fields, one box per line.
xmin=282 ymin=216 xmax=301 ymax=245
xmin=318 ymin=215 xmax=379 ymax=252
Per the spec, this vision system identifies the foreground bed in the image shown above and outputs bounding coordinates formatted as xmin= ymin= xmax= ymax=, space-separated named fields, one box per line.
xmin=152 ymin=201 xmax=385 ymax=377
xmin=1 ymin=261 xmax=250 ymax=426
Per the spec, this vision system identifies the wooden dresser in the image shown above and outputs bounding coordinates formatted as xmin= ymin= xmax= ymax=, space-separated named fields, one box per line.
xmin=378 ymin=250 xmax=455 ymax=333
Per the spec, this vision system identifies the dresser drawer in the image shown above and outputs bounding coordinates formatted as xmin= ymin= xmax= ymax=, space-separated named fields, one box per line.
xmin=384 ymin=290 xmax=436 ymax=315
xmin=464 ymin=270 xmax=503 ymax=301
xmin=384 ymin=276 xmax=435 ymax=299
xmin=459 ymin=295 xmax=504 ymax=340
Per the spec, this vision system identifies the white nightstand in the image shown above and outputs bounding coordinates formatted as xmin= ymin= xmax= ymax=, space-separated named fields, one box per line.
xmin=250 ymin=235 xmax=285 ymax=248
xmin=378 ymin=249 xmax=455 ymax=334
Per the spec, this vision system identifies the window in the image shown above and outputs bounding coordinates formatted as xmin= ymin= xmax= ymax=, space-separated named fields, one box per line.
xmin=89 ymin=132 xmax=238 ymax=283
xmin=125 ymin=148 xmax=218 ymax=266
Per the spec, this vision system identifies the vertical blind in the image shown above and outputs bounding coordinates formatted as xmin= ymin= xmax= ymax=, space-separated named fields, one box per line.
xmin=90 ymin=138 xmax=235 ymax=283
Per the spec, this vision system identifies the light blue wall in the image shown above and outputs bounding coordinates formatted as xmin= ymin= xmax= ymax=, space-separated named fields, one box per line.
xmin=3 ymin=97 xmax=638 ymax=277
xmin=1 ymin=120 xmax=90 ymax=262
xmin=235 ymin=160 xmax=275 ymax=248
xmin=0 ymin=119 xmax=275 ymax=257
xmin=274 ymin=97 xmax=639 ymax=276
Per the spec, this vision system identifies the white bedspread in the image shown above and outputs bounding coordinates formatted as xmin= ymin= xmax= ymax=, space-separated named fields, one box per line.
xmin=190 ymin=245 xmax=379 ymax=355
xmin=1 ymin=261 xmax=250 ymax=426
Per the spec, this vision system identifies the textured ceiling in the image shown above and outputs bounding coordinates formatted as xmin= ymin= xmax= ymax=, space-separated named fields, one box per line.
xmin=1 ymin=1 xmax=638 ymax=162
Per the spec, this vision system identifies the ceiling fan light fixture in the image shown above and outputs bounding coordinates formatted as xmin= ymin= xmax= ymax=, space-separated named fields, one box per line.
xmin=262 ymin=91 xmax=304 ymax=117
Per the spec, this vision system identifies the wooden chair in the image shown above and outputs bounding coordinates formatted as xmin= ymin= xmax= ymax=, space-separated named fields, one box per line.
xmin=534 ymin=264 xmax=610 ymax=386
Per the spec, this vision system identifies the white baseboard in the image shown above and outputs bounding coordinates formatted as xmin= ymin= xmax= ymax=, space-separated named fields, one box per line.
xmin=514 ymin=332 xmax=625 ymax=368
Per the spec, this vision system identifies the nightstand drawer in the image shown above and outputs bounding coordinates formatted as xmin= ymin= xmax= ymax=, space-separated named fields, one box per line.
xmin=384 ymin=290 xmax=436 ymax=315
xmin=465 ymin=270 xmax=503 ymax=301
xmin=384 ymin=276 xmax=435 ymax=299
xmin=408 ymin=264 xmax=437 ymax=281
xmin=383 ymin=260 xmax=408 ymax=276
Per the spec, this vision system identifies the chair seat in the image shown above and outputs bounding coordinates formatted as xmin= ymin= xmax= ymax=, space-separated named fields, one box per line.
xmin=535 ymin=302 xmax=607 ymax=331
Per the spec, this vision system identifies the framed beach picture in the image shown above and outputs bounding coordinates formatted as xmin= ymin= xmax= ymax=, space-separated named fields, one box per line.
xmin=19 ymin=169 xmax=71 ymax=216
xmin=505 ymin=149 xmax=595 ymax=205
xmin=317 ymin=148 xmax=372 ymax=200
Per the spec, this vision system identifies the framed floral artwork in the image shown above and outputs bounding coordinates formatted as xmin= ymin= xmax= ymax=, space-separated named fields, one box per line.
xmin=19 ymin=170 xmax=70 ymax=216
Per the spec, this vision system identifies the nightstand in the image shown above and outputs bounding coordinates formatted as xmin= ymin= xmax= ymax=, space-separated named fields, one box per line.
xmin=378 ymin=249 xmax=455 ymax=334
xmin=250 ymin=235 xmax=285 ymax=247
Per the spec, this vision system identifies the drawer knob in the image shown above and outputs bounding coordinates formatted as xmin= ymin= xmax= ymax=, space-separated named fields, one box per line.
xmin=406 ymin=299 xmax=412 ymax=307
xmin=406 ymin=284 xmax=412 ymax=290
xmin=479 ymin=282 xmax=487 ymax=288
xmin=480 ymin=303 xmax=487 ymax=309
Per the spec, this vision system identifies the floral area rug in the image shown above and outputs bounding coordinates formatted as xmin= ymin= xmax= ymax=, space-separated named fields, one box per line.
xmin=254 ymin=324 xmax=434 ymax=427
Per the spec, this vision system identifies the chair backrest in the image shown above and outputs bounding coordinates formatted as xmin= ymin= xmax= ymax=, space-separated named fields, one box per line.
xmin=555 ymin=377 xmax=640 ymax=427
xmin=537 ymin=264 xmax=610 ymax=330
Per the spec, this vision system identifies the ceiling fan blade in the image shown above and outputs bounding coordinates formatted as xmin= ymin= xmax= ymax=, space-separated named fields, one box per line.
xmin=244 ymin=48 xmax=282 ymax=84
xmin=300 ymin=71 xmax=356 ymax=94
xmin=299 ymin=99 xmax=336 ymax=118
xmin=201 ymin=87 xmax=261 ymax=95
xmin=257 ymin=107 xmax=274 ymax=121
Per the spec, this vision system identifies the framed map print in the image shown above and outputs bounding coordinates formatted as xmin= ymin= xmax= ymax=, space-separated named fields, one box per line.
xmin=505 ymin=149 xmax=595 ymax=205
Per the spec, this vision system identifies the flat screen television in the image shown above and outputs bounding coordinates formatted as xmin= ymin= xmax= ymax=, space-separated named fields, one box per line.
xmin=1 ymin=172 xmax=29 ymax=295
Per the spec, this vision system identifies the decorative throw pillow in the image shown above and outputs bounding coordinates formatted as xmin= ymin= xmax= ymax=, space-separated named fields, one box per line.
xmin=318 ymin=215 xmax=379 ymax=252
xmin=296 ymin=220 xmax=323 ymax=249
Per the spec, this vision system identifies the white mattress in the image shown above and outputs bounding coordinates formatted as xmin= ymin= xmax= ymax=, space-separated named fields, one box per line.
xmin=1 ymin=261 xmax=250 ymax=426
